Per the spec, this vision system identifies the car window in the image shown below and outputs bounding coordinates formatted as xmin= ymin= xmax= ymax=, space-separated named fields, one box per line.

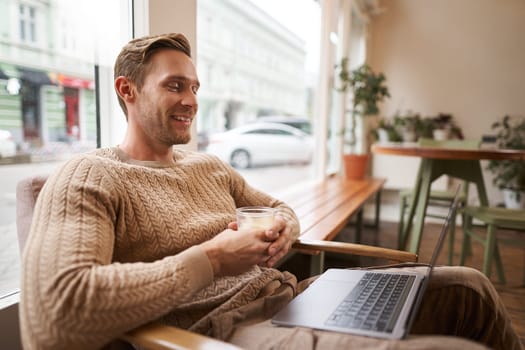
xmin=256 ymin=117 xmax=312 ymax=135
xmin=244 ymin=129 xmax=293 ymax=136
xmin=293 ymin=123 xmax=311 ymax=134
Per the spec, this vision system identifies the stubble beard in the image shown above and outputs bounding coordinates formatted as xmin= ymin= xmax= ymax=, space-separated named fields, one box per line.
xmin=141 ymin=104 xmax=193 ymax=146
xmin=170 ymin=130 xmax=191 ymax=145
xmin=158 ymin=120 xmax=191 ymax=146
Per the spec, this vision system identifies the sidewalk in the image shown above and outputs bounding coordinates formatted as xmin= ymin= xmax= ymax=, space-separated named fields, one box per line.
xmin=27 ymin=141 xmax=97 ymax=162
xmin=0 ymin=141 xmax=97 ymax=166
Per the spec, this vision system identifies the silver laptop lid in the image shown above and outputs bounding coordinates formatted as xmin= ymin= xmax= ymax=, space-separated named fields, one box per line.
xmin=428 ymin=185 xmax=461 ymax=270
xmin=403 ymin=185 xmax=461 ymax=333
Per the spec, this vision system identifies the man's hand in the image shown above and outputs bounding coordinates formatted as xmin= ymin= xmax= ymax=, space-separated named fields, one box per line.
xmin=201 ymin=227 xmax=273 ymax=277
xmin=263 ymin=215 xmax=296 ymax=267
xmin=228 ymin=215 xmax=296 ymax=268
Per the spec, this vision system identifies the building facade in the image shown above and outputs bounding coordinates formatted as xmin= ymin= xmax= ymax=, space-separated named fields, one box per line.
xmin=0 ymin=0 xmax=96 ymax=150
xmin=0 ymin=0 xmax=311 ymax=151
xmin=196 ymin=0 xmax=308 ymax=133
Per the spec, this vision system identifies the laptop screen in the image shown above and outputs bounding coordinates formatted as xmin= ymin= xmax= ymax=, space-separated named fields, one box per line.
xmin=428 ymin=185 xmax=461 ymax=270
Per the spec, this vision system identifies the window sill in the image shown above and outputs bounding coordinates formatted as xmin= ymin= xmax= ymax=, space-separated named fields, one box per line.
xmin=0 ymin=290 xmax=20 ymax=310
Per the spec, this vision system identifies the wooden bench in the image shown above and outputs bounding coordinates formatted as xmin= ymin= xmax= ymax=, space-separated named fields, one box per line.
xmin=277 ymin=176 xmax=390 ymax=275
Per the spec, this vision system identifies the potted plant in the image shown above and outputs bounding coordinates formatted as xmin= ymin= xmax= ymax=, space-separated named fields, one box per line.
xmin=486 ymin=115 xmax=525 ymax=208
xmin=418 ymin=116 xmax=435 ymax=140
xmin=336 ymin=59 xmax=390 ymax=179
xmin=392 ymin=111 xmax=423 ymax=142
xmin=430 ymin=113 xmax=464 ymax=140
xmin=371 ymin=118 xmax=401 ymax=143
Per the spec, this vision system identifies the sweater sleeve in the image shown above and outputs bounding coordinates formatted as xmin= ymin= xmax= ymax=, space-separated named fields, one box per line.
xmin=20 ymin=156 xmax=214 ymax=350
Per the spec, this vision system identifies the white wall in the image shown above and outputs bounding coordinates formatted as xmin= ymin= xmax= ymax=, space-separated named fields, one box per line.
xmin=368 ymin=0 xmax=525 ymax=204
xmin=369 ymin=0 xmax=525 ymax=137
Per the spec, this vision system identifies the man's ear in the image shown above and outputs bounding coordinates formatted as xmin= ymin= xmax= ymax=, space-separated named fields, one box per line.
xmin=115 ymin=76 xmax=136 ymax=103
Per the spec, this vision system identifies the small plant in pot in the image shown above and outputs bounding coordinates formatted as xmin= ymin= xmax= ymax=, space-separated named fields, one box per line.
xmin=418 ymin=117 xmax=435 ymax=139
xmin=486 ymin=115 xmax=525 ymax=208
xmin=393 ymin=111 xmax=422 ymax=142
xmin=430 ymin=113 xmax=464 ymax=140
xmin=371 ymin=118 xmax=401 ymax=143
xmin=336 ymin=59 xmax=390 ymax=179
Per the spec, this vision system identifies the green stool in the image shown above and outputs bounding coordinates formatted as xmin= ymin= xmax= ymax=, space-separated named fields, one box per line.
xmin=398 ymin=188 xmax=467 ymax=265
xmin=459 ymin=206 xmax=525 ymax=284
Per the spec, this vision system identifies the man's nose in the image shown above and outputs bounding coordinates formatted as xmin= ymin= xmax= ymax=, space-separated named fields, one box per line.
xmin=181 ymin=89 xmax=198 ymax=109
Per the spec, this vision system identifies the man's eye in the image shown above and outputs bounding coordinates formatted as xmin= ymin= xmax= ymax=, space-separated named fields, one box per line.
xmin=168 ymin=83 xmax=181 ymax=91
xmin=191 ymin=86 xmax=199 ymax=94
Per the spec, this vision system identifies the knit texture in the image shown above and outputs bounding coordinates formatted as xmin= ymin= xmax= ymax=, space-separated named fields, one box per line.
xmin=20 ymin=147 xmax=300 ymax=350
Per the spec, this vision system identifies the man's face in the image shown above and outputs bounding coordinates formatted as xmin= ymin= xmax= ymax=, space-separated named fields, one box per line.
xmin=133 ymin=49 xmax=199 ymax=146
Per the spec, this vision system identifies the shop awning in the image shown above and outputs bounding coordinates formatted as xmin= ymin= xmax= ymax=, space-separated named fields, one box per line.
xmin=48 ymin=73 xmax=94 ymax=89
xmin=19 ymin=68 xmax=53 ymax=85
xmin=0 ymin=63 xmax=93 ymax=89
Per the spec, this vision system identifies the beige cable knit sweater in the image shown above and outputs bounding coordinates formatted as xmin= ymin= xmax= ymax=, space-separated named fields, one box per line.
xmin=20 ymin=147 xmax=300 ymax=350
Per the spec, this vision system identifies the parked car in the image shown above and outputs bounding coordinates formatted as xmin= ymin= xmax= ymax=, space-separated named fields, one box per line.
xmin=256 ymin=116 xmax=312 ymax=134
xmin=0 ymin=129 xmax=17 ymax=158
xmin=206 ymin=122 xmax=313 ymax=169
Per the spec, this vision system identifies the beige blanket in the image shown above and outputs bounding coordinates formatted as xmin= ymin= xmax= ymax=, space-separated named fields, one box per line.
xmin=163 ymin=268 xmax=301 ymax=340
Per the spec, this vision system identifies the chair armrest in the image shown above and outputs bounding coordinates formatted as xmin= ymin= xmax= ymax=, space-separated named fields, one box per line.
xmin=292 ymin=239 xmax=418 ymax=263
xmin=122 ymin=322 xmax=243 ymax=350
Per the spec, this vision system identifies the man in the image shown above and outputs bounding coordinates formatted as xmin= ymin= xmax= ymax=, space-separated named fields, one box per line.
xmin=20 ymin=33 xmax=522 ymax=350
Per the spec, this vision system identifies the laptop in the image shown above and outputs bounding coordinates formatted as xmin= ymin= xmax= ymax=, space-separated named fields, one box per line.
xmin=272 ymin=188 xmax=460 ymax=340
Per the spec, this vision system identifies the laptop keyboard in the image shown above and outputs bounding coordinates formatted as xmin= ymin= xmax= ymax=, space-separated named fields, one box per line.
xmin=325 ymin=272 xmax=415 ymax=332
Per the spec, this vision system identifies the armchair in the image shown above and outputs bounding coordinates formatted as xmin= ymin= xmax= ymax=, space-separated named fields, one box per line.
xmin=16 ymin=175 xmax=416 ymax=349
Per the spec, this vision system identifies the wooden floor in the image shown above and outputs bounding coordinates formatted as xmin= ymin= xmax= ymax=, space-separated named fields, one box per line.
xmin=280 ymin=220 xmax=525 ymax=347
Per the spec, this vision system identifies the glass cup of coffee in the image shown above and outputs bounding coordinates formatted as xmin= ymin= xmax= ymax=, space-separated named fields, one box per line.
xmin=236 ymin=206 xmax=275 ymax=231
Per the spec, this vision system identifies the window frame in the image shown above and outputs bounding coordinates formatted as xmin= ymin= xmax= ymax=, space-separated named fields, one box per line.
xmin=18 ymin=3 xmax=37 ymax=44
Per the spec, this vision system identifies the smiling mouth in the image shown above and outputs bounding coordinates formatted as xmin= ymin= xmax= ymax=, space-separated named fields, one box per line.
xmin=171 ymin=115 xmax=193 ymax=125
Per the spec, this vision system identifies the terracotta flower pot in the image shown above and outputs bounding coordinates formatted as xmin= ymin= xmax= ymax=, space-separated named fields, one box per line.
xmin=343 ymin=153 xmax=369 ymax=180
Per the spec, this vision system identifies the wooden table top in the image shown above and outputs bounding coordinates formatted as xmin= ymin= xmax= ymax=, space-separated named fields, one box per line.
xmin=371 ymin=142 xmax=525 ymax=161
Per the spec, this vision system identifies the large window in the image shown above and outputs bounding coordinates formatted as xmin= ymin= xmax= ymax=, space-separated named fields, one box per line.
xmin=197 ymin=0 xmax=321 ymax=195
xmin=0 ymin=0 xmax=369 ymax=303
xmin=1 ymin=1 xmax=369 ymax=347
xmin=0 ymin=0 xmax=131 ymax=300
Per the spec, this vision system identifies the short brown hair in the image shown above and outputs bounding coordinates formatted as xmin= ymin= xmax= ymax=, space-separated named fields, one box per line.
xmin=114 ymin=33 xmax=192 ymax=116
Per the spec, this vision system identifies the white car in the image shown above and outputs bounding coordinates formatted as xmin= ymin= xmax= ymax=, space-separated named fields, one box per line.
xmin=0 ymin=129 xmax=16 ymax=158
xmin=206 ymin=122 xmax=313 ymax=169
